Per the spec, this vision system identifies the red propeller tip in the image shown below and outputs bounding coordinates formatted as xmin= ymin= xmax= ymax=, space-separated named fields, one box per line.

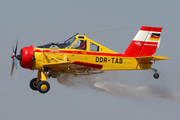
xmin=11 ymin=55 xmax=14 ymax=58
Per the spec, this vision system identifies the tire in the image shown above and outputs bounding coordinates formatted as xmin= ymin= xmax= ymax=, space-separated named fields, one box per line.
xmin=37 ymin=81 xmax=50 ymax=94
xmin=154 ymin=73 xmax=159 ymax=79
xmin=30 ymin=78 xmax=38 ymax=91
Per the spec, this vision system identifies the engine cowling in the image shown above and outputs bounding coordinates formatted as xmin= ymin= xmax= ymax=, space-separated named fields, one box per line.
xmin=20 ymin=45 xmax=34 ymax=69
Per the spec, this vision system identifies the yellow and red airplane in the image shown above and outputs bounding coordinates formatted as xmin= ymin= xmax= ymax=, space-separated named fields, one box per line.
xmin=11 ymin=26 xmax=170 ymax=93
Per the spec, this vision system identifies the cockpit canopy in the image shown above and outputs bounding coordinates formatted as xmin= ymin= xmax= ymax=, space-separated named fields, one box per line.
xmin=36 ymin=33 xmax=116 ymax=53
xmin=36 ymin=33 xmax=78 ymax=49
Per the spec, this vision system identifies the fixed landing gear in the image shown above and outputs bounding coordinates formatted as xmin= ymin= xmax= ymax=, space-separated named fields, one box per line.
xmin=30 ymin=78 xmax=50 ymax=93
xmin=29 ymin=78 xmax=38 ymax=91
xmin=37 ymin=81 xmax=50 ymax=93
xmin=29 ymin=68 xmax=51 ymax=94
xmin=151 ymin=68 xmax=159 ymax=79
xmin=153 ymin=73 xmax=159 ymax=79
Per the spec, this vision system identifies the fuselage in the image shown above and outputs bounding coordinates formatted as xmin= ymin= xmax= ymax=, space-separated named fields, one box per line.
xmin=33 ymin=48 xmax=151 ymax=71
xmin=19 ymin=34 xmax=152 ymax=72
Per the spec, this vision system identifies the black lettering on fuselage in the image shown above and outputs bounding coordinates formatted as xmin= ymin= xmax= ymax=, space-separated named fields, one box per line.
xmin=96 ymin=57 xmax=99 ymax=62
xmin=112 ymin=58 xmax=115 ymax=63
xmin=96 ymin=57 xmax=123 ymax=64
xmin=112 ymin=58 xmax=123 ymax=64
xmin=115 ymin=58 xmax=119 ymax=63
xmin=104 ymin=57 xmax=107 ymax=63
xmin=95 ymin=57 xmax=107 ymax=63
xmin=100 ymin=57 xmax=103 ymax=63
xmin=119 ymin=58 xmax=123 ymax=64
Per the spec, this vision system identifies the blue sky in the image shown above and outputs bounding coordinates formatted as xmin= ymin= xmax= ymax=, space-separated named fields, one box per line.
xmin=1 ymin=0 xmax=180 ymax=120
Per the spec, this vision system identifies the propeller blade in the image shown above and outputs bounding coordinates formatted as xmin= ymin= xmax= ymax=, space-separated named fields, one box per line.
xmin=12 ymin=45 xmax=14 ymax=53
xmin=11 ymin=39 xmax=19 ymax=78
xmin=14 ymin=40 xmax=18 ymax=56
xmin=14 ymin=59 xmax=18 ymax=73
xmin=10 ymin=59 xmax=14 ymax=78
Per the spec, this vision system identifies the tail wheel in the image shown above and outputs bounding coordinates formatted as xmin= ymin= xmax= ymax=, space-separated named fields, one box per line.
xmin=154 ymin=73 xmax=159 ymax=79
xmin=30 ymin=78 xmax=39 ymax=91
xmin=37 ymin=81 xmax=50 ymax=94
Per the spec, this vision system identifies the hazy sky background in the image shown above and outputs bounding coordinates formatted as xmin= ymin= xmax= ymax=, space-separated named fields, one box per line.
xmin=1 ymin=0 xmax=180 ymax=120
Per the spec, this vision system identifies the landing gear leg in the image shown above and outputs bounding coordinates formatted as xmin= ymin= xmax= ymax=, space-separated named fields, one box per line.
xmin=29 ymin=68 xmax=51 ymax=94
xmin=151 ymin=68 xmax=159 ymax=79
xmin=37 ymin=69 xmax=50 ymax=93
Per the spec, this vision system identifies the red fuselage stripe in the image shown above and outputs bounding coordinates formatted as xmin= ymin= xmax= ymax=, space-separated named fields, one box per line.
xmin=34 ymin=49 xmax=127 ymax=57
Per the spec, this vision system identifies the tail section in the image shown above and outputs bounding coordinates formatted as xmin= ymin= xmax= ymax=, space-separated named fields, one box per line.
xmin=124 ymin=26 xmax=162 ymax=57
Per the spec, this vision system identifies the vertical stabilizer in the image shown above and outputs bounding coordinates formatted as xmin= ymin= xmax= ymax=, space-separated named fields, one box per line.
xmin=123 ymin=26 xmax=162 ymax=57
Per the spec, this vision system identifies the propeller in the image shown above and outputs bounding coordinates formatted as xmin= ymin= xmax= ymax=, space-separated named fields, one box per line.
xmin=10 ymin=41 xmax=18 ymax=78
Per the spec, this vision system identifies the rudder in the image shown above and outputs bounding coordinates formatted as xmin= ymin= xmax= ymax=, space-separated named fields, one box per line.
xmin=123 ymin=26 xmax=162 ymax=57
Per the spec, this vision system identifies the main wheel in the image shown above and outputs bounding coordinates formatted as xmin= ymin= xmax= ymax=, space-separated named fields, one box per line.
xmin=154 ymin=73 xmax=159 ymax=79
xmin=37 ymin=81 xmax=50 ymax=94
xmin=30 ymin=78 xmax=38 ymax=91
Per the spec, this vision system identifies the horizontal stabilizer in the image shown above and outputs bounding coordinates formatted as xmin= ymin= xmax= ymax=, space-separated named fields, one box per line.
xmin=136 ymin=56 xmax=170 ymax=61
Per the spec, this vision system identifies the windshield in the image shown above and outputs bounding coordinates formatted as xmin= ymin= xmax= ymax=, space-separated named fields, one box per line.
xmin=64 ymin=36 xmax=76 ymax=48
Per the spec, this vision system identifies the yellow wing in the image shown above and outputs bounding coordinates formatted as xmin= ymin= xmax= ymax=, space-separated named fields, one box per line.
xmin=42 ymin=53 xmax=103 ymax=72
xmin=42 ymin=61 xmax=103 ymax=71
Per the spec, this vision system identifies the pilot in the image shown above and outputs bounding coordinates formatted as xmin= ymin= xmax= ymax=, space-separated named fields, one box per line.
xmin=79 ymin=40 xmax=86 ymax=50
